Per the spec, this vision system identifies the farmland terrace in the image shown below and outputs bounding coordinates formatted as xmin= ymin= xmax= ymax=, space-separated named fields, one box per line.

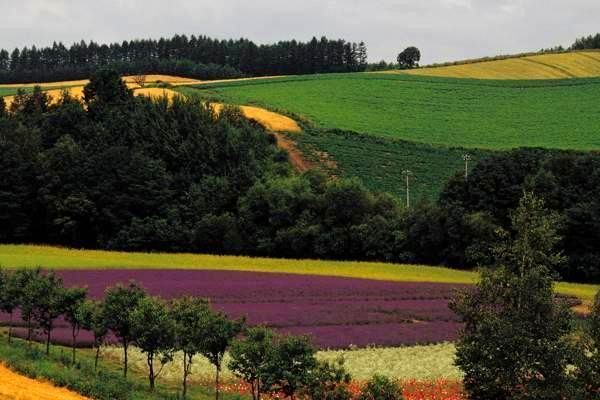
xmin=184 ymin=72 xmax=600 ymax=150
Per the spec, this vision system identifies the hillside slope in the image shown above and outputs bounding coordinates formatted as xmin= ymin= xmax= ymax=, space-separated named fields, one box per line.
xmin=400 ymin=51 xmax=600 ymax=79
xmin=189 ymin=73 xmax=600 ymax=150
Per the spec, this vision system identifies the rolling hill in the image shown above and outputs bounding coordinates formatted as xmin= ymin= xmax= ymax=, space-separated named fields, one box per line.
xmin=401 ymin=50 xmax=600 ymax=79
xmin=178 ymin=52 xmax=600 ymax=199
xmin=183 ymin=72 xmax=600 ymax=150
xmin=4 ymin=52 xmax=600 ymax=200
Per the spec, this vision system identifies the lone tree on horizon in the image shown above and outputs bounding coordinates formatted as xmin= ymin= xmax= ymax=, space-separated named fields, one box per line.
xmin=397 ymin=47 xmax=421 ymax=69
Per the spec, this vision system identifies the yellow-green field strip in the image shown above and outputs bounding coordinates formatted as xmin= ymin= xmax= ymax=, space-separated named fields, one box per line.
xmin=1 ymin=245 xmax=597 ymax=303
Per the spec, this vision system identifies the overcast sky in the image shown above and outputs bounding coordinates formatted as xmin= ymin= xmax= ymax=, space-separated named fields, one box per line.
xmin=1 ymin=0 xmax=598 ymax=64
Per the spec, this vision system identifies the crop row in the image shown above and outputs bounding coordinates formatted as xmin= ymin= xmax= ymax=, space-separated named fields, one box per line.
xmin=1 ymin=269 xmax=467 ymax=348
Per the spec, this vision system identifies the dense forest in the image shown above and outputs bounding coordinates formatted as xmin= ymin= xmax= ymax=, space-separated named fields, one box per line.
xmin=571 ymin=33 xmax=600 ymax=50
xmin=2 ymin=71 xmax=600 ymax=283
xmin=0 ymin=34 xmax=368 ymax=83
xmin=440 ymin=149 xmax=600 ymax=282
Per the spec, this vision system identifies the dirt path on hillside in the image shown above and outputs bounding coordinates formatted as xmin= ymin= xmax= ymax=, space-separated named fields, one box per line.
xmin=274 ymin=133 xmax=314 ymax=172
xmin=0 ymin=363 xmax=89 ymax=400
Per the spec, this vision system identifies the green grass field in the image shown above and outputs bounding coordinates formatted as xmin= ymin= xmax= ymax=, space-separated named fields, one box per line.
xmin=186 ymin=73 xmax=600 ymax=150
xmin=0 ymin=87 xmax=26 ymax=97
xmin=1 ymin=245 xmax=597 ymax=303
xmin=293 ymin=129 xmax=493 ymax=199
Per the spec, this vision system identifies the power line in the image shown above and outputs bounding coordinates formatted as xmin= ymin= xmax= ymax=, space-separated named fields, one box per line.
xmin=402 ymin=169 xmax=414 ymax=208
xmin=463 ymin=154 xmax=472 ymax=180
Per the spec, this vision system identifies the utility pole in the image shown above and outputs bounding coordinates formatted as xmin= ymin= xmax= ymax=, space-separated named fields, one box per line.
xmin=402 ymin=169 xmax=414 ymax=208
xmin=463 ymin=154 xmax=472 ymax=180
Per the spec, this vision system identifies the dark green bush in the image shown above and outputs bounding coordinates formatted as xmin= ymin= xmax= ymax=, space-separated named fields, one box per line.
xmin=357 ymin=375 xmax=404 ymax=400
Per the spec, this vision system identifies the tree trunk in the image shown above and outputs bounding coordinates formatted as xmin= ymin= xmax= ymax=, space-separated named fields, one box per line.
xmin=71 ymin=326 xmax=77 ymax=364
xmin=26 ymin=318 xmax=32 ymax=343
xmin=123 ymin=340 xmax=128 ymax=378
xmin=95 ymin=345 xmax=100 ymax=372
xmin=182 ymin=352 xmax=191 ymax=399
xmin=46 ymin=328 xmax=51 ymax=355
xmin=148 ymin=353 xmax=155 ymax=390
xmin=257 ymin=378 xmax=261 ymax=400
xmin=7 ymin=312 xmax=13 ymax=344
xmin=215 ymin=365 xmax=220 ymax=400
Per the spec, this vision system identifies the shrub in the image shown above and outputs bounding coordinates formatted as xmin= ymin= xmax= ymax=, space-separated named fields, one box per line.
xmin=357 ymin=375 xmax=404 ymax=400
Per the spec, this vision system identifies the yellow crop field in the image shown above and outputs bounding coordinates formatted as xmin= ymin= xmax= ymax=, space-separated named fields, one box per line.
xmin=0 ymin=363 xmax=89 ymax=400
xmin=1 ymin=80 xmax=299 ymax=133
xmin=0 ymin=79 xmax=89 ymax=89
xmin=0 ymin=75 xmax=202 ymax=90
xmin=122 ymin=74 xmax=202 ymax=85
xmin=397 ymin=51 xmax=600 ymax=79
xmin=3 ymin=86 xmax=85 ymax=109
xmin=133 ymin=87 xmax=183 ymax=101
xmin=213 ymin=103 xmax=301 ymax=132
xmin=1 ymin=245 xmax=598 ymax=303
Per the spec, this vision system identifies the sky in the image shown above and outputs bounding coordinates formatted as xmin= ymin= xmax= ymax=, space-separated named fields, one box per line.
xmin=1 ymin=0 xmax=599 ymax=64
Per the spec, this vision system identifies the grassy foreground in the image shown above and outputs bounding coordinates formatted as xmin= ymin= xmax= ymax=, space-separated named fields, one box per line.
xmin=106 ymin=343 xmax=461 ymax=383
xmin=1 ymin=245 xmax=598 ymax=303
xmin=0 ymin=334 xmax=237 ymax=400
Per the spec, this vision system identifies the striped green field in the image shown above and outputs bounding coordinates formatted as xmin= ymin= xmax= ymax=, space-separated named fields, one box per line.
xmin=182 ymin=73 xmax=600 ymax=151
xmin=1 ymin=245 xmax=597 ymax=303
xmin=179 ymin=64 xmax=600 ymax=200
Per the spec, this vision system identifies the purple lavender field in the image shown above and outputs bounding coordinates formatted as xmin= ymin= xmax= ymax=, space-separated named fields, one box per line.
xmin=2 ymin=270 xmax=468 ymax=349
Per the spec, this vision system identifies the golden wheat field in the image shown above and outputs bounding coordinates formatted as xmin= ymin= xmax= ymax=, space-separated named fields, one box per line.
xmin=122 ymin=74 xmax=202 ymax=85
xmin=0 ymin=75 xmax=202 ymax=90
xmin=2 ymin=86 xmax=85 ymax=109
xmin=133 ymin=87 xmax=183 ymax=101
xmin=0 ymin=363 xmax=89 ymax=400
xmin=1 ymin=81 xmax=301 ymax=133
xmin=213 ymin=103 xmax=301 ymax=132
xmin=397 ymin=51 xmax=600 ymax=79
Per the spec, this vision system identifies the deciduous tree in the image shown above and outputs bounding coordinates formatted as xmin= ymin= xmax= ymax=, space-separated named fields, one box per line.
xmin=450 ymin=192 xmax=575 ymax=399
xmin=103 ymin=281 xmax=147 ymax=378
xmin=262 ymin=335 xmax=318 ymax=400
xmin=62 ymin=286 xmax=88 ymax=364
xmin=229 ymin=326 xmax=275 ymax=400
xmin=29 ymin=271 xmax=67 ymax=355
xmin=78 ymin=299 xmax=108 ymax=371
xmin=0 ymin=270 xmax=20 ymax=343
xmin=170 ymin=296 xmax=211 ymax=398
xmin=131 ymin=296 xmax=175 ymax=390
xmin=397 ymin=47 xmax=421 ymax=69
xmin=302 ymin=358 xmax=353 ymax=400
xmin=199 ymin=310 xmax=245 ymax=400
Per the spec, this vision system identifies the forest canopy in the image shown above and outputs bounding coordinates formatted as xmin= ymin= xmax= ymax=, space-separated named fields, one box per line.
xmin=2 ymin=71 xmax=600 ymax=283
xmin=0 ymin=34 xmax=368 ymax=83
